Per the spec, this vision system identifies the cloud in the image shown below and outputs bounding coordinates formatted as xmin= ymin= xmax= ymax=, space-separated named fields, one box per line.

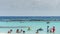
xmin=56 ymin=0 xmax=60 ymax=10
xmin=0 ymin=0 xmax=57 ymax=10
xmin=0 ymin=0 xmax=60 ymax=16
xmin=14 ymin=0 xmax=57 ymax=11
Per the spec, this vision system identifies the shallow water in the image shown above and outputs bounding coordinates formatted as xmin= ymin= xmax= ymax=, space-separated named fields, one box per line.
xmin=0 ymin=21 xmax=60 ymax=34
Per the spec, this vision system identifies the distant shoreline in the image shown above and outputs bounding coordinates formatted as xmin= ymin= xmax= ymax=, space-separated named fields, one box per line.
xmin=0 ymin=16 xmax=60 ymax=21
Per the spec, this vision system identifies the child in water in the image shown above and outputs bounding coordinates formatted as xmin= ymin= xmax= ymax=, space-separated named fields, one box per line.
xmin=28 ymin=27 xmax=31 ymax=31
xmin=36 ymin=30 xmax=39 ymax=34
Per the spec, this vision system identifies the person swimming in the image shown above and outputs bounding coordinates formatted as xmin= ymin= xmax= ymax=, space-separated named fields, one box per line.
xmin=23 ymin=31 xmax=25 ymax=34
xmin=16 ymin=29 xmax=20 ymax=33
xmin=36 ymin=30 xmax=39 ymax=34
xmin=19 ymin=29 xmax=23 ymax=33
xmin=10 ymin=29 xmax=12 ymax=32
xmin=47 ymin=22 xmax=50 ymax=24
xmin=37 ymin=28 xmax=43 ymax=31
xmin=21 ymin=29 xmax=23 ymax=32
xmin=8 ymin=29 xmax=12 ymax=34
xmin=8 ymin=31 xmax=10 ymax=34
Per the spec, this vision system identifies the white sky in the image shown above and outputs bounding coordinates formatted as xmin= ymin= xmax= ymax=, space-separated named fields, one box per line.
xmin=0 ymin=0 xmax=60 ymax=16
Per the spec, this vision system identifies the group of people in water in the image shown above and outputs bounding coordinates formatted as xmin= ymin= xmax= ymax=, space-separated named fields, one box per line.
xmin=47 ymin=22 xmax=55 ymax=33
xmin=47 ymin=26 xmax=55 ymax=33
xmin=36 ymin=22 xmax=55 ymax=34
xmin=8 ymin=27 xmax=31 ymax=34
xmin=7 ymin=22 xmax=55 ymax=34
xmin=8 ymin=29 xmax=25 ymax=34
xmin=36 ymin=26 xmax=55 ymax=34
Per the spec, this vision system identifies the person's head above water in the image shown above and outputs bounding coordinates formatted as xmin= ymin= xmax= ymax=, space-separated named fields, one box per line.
xmin=16 ymin=29 xmax=19 ymax=32
xmin=47 ymin=22 xmax=50 ymax=24
xmin=16 ymin=29 xmax=19 ymax=33
xmin=53 ymin=26 xmax=55 ymax=28
xmin=23 ymin=31 xmax=25 ymax=33
xmin=10 ymin=29 xmax=12 ymax=32
xmin=17 ymin=29 xmax=19 ymax=30
xmin=47 ymin=26 xmax=49 ymax=28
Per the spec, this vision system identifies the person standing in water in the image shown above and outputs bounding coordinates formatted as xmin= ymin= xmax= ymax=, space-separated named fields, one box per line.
xmin=52 ymin=26 xmax=55 ymax=33
xmin=47 ymin=22 xmax=50 ymax=33
xmin=47 ymin=26 xmax=49 ymax=33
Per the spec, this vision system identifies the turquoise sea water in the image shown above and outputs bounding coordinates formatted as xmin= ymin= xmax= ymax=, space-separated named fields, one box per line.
xmin=0 ymin=21 xmax=60 ymax=34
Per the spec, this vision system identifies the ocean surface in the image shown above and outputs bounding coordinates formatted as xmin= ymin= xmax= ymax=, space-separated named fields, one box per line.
xmin=0 ymin=16 xmax=60 ymax=21
xmin=0 ymin=21 xmax=59 ymax=34
xmin=0 ymin=16 xmax=59 ymax=34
